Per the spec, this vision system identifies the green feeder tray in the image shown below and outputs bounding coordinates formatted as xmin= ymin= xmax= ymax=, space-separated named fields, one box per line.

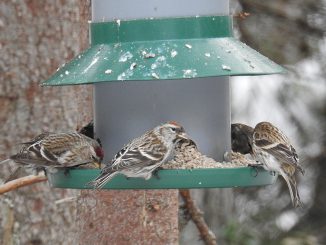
xmin=42 ymin=16 xmax=285 ymax=86
xmin=47 ymin=167 xmax=277 ymax=190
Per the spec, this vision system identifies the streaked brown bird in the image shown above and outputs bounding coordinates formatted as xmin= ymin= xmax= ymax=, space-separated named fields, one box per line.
xmin=89 ymin=121 xmax=190 ymax=189
xmin=2 ymin=132 xmax=104 ymax=174
xmin=231 ymin=123 xmax=254 ymax=155
xmin=252 ymin=121 xmax=304 ymax=207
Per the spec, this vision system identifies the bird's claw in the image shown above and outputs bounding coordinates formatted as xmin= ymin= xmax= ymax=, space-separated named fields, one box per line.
xmin=247 ymin=164 xmax=262 ymax=177
xmin=152 ymin=170 xmax=160 ymax=180
xmin=152 ymin=167 xmax=163 ymax=180
xmin=63 ymin=168 xmax=70 ymax=176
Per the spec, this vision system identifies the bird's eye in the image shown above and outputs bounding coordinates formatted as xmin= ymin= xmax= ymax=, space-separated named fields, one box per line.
xmin=170 ymin=127 xmax=176 ymax=132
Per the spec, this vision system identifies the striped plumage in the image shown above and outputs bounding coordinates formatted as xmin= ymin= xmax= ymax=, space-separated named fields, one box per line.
xmin=89 ymin=121 xmax=189 ymax=188
xmin=9 ymin=132 xmax=104 ymax=172
xmin=253 ymin=122 xmax=304 ymax=207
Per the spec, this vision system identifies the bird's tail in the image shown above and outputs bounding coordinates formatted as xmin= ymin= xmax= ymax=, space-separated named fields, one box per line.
xmin=4 ymin=166 xmax=23 ymax=183
xmin=280 ymin=171 xmax=302 ymax=208
xmin=296 ymin=164 xmax=305 ymax=176
xmin=87 ymin=170 xmax=118 ymax=189
xmin=0 ymin=159 xmax=11 ymax=165
xmin=289 ymin=175 xmax=303 ymax=208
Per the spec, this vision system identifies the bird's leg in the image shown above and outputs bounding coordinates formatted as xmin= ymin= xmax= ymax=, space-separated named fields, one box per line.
xmin=63 ymin=168 xmax=71 ymax=176
xmin=247 ymin=163 xmax=263 ymax=177
xmin=152 ymin=167 xmax=163 ymax=180
xmin=250 ymin=166 xmax=259 ymax=177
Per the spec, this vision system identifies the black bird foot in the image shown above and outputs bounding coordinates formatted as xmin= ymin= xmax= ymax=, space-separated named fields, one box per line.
xmin=63 ymin=168 xmax=71 ymax=176
xmin=247 ymin=164 xmax=262 ymax=177
xmin=152 ymin=167 xmax=163 ymax=180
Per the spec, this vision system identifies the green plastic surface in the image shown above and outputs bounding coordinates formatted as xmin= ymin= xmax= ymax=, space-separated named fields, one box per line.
xmin=91 ymin=15 xmax=233 ymax=44
xmin=42 ymin=16 xmax=285 ymax=86
xmin=47 ymin=167 xmax=277 ymax=190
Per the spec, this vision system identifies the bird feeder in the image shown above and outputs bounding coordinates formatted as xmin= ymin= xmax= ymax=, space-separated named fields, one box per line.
xmin=45 ymin=0 xmax=282 ymax=189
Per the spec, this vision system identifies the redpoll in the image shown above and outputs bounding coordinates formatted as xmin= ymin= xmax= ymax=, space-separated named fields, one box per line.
xmin=78 ymin=120 xmax=102 ymax=168
xmin=8 ymin=132 xmax=104 ymax=173
xmin=89 ymin=121 xmax=190 ymax=188
xmin=231 ymin=123 xmax=254 ymax=155
xmin=252 ymin=121 xmax=304 ymax=207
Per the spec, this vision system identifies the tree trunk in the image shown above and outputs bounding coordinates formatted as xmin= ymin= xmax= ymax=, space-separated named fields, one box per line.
xmin=0 ymin=1 xmax=179 ymax=244
xmin=0 ymin=1 xmax=91 ymax=244
xmin=76 ymin=190 xmax=179 ymax=245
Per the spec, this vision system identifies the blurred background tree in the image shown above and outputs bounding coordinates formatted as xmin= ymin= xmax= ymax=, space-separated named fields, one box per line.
xmin=0 ymin=0 xmax=325 ymax=244
xmin=181 ymin=1 xmax=326 ymax=244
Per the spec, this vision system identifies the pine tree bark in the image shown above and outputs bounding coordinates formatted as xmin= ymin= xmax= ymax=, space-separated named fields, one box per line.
xmin=77 ymin=190 xmax=179 ymax=245
xmin=0 ymin=1 xmax=91 ymax=244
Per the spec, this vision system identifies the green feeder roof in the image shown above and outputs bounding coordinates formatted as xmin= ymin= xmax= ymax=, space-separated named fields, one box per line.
xmin=47 ymin=167 xmax=277 ymax=189
xmin=42 ymin=16 xmax=285 ymax=86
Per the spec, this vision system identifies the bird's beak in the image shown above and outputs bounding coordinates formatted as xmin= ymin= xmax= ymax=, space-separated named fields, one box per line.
xmin=177 ymin=132 xmax=190 ymax=140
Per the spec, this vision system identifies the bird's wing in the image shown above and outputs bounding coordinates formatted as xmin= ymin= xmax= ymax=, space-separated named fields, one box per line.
xmin=12 ymin=132 xmax=87 ymax=167
xmin=21 ymin=132 xmax=52 ymax=145
xmin=10 ymin=147 xmax=55 ymax=166
xmin=109 ymin=140 xmax=166 ymax=171
xmin=12 ymin=141 xmax=59 ymax=166
xmin=57 ymin=145 xmax=95 ymax=167
xmin=255 ymin=138 xmax=298 ymax=165
xmin=19 ymin=132 xmax=53 ymax=153
xmin=39 ymin=133 xmax=85 ymax=154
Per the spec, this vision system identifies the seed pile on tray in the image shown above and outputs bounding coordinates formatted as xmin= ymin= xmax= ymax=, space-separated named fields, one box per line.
xmin=163 ymin=140 xmax=257 ymax=169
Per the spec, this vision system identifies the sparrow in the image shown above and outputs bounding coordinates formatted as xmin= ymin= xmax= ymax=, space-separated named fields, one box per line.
xmin=252 ymin=121 xmax=304 ymax=207
xmin=6 ymin=132 xmax=104 ymax=173
xmin=231 ymin=123 xmax=254 ymax=155
xmin=89 ymin=121 xmax=190 ymax=188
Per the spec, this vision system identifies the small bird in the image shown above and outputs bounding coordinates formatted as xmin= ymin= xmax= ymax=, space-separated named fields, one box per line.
xmin=231 ymin=123 xmax=254 ymax=155
xmin=77 ymin=120 xmax=102 ymax=168
xmin=89 ymin=121 xmax=190 ymax=188
xmin=252 ymin=121 xmax=304 ymax=207
xmin=3 ymin=132 xmax=104 ymax=174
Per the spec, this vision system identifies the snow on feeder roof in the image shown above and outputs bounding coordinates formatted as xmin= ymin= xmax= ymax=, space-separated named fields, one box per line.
xmin=42 ymin=16 xmax=284 ymax=86
xmin=44 ymin=0 xmax=282 ymax=190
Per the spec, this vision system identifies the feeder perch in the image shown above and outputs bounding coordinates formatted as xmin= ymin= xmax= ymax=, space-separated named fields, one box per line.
xmin=43 ymin=0 xmax=283 ymax=189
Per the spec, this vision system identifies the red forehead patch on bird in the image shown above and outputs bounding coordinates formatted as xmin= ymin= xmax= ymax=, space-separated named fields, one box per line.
xmin=95 ymin=147 xmax=104 ymax=159
xmin=167 ymin=121 xmax=181 ymax=127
